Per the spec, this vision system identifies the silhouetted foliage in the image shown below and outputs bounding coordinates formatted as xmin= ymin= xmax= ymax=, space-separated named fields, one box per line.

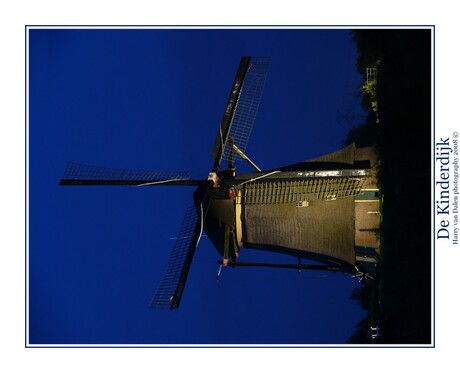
xmin=348 ymin=29 xmax=432 ymax=344
xmin=344 ymin=121 xmax=378 ymax=147
xmin=350 ymin=283 xmax=372 ymax=311
xmin=348 ymin=317 xmax=371 ymax=344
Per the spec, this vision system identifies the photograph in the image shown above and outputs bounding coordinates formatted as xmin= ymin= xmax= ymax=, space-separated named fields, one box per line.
xmin=26 ymin=26 xmax=432 ymax=345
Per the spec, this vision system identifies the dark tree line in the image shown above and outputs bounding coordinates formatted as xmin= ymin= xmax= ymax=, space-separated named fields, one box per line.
xmin=347 ymin=29 xmax=432 ymax=344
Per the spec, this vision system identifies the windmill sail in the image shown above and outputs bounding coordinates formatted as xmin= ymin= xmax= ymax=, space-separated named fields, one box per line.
xmin=211 ymin=56 xmax=270 ymax=171
xmin=221 ymin=57 xmax=270 ymax=162
xmin=59 ymin=161 xmax=201 ymax=186
xmin=149 ymin=205 xmax=203 ymax=310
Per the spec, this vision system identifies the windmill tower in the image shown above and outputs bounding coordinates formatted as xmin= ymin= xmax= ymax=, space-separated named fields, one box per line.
xmin=60 ymin=56 xmax=380 ymax=310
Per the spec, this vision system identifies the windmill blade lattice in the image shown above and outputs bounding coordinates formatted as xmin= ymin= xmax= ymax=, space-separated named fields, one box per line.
xmin=59 ymin=161 xmax=195 ymax=186
xmin=149 ymin=205 xmax=203 ymax=310
xmin=211 ymin=57 xmax=270 ymax=172
xmin=221 ymin=57 xmax=270 ymax=163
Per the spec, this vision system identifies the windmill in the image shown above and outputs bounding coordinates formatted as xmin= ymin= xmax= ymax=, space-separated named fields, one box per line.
xmin=60 ymin=56 xmax=380 ymax=310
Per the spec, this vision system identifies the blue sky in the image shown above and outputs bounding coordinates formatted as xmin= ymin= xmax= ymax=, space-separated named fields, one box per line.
xmin=28 ymin=27 xmax=368 ymax=344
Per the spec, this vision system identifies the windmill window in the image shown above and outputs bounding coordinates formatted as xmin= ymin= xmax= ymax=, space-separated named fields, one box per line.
xmin=296 ymin=201 xmax=309 ymax=207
